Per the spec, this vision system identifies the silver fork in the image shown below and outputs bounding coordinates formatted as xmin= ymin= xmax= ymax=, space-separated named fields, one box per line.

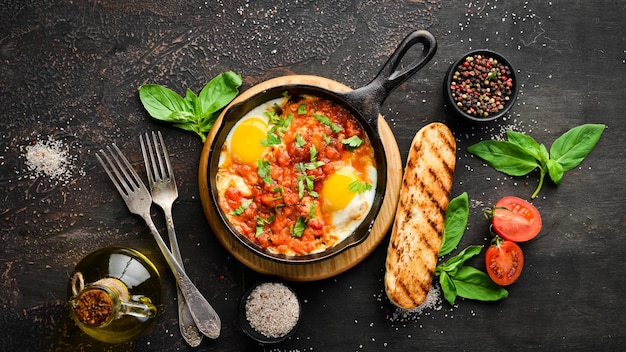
xmin=139 ymin=131 xmax=203 ymax=346
xmin=96 ymin=144 xmax=221 ymax=340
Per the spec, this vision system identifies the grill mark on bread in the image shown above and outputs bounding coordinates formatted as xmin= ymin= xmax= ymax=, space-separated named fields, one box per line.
xmin=384 ymin=122 xmax=456 ymax=309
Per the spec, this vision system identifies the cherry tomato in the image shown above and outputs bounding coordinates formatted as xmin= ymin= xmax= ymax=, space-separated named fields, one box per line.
xmin=491 ymin=196 xmax=542 ymax=242
xmin=485 ymin=238 xmax=524 ymax=286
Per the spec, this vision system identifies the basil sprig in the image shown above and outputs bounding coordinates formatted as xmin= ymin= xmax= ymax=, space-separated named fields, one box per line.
xmin=138 ymin=71 xmax=242 ymax=142
xmin=435 ymin=192 xmax=509 ymax=305
xmin=467 ymin=124 xmax=605 ymax=199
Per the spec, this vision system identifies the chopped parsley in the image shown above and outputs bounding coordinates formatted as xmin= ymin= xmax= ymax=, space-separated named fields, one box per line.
xmin=297 ymin=174 xmax=318 ymax=199
xmin=313 ymin=113 xmax=342 ymax=133
xmin=257 ymin=159 xmax=273 ymax=184
xmin=349 ymin=179 xmax=373 ymax=194
xmin=295 ymin=133 xmax=306 ymax=148
xmin=261 ymin=111 xmax=293 ymax=146
xmin=291 ymin=216 xmax=307 ymax=238
xmin=255 ymin=215 xmax=275 ymax=237
xmin=229 ymin=199 xmax=252 ymax=216
xmin=295 ymin=145 xmax=325 ymax=171
xmin=342 ymin=135 xmax=364 ymax=149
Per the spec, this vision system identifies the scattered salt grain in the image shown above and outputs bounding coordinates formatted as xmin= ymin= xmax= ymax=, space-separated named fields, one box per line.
xmin=22 ymin=136 xmax=76 ymax=185
xmin=389 ymin=284 xmax=442 ymax=323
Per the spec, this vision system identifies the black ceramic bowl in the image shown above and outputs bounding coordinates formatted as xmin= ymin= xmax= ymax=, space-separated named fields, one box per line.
xmin=444 ymin=49 xmax=518 ymax=122
xmin=238 ymin=281 xmax=301 ymax=345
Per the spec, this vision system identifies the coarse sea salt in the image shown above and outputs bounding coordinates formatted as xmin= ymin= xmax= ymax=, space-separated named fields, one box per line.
xmin=245 ymin=282 xmax=300 ymax=338
xmin=23 ymin=136 xmax=76 ymax=186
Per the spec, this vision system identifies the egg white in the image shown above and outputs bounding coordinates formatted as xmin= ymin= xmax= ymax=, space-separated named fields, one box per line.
xmin=326 ymin=165 xmax=377 ymax=244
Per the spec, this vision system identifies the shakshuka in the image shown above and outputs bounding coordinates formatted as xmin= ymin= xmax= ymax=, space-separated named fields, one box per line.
xmin=215 ymin=94 xmax=377 ymax=256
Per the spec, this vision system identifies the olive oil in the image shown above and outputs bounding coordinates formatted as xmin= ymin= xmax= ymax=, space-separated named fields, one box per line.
xmin=68 ymin=247 xmax=162 ymax=343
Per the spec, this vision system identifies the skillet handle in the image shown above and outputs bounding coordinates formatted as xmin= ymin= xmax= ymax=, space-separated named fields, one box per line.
xmin=348 ymin=30 xmax=437 ymax=124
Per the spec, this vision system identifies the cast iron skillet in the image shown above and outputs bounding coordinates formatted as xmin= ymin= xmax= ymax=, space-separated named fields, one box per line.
xmin=207 ymin=29 xmax=437 ymax=263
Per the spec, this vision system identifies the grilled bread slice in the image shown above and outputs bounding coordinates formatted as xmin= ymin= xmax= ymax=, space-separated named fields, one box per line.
xmin=384 ymin=122 xmax=456 ymax=309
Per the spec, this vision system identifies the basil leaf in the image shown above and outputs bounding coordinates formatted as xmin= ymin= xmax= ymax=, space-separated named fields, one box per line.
xmin=138 ymin=72 xmax=242 ymax=142
xmin=138 ymin=84 xmax=190 ymax=122
xmin=547 ymin=158 xmax=564 ymax=184
xmin=550 ymin=124 xmax=605 ymax=171
xmin=198 ymin=71 xmax=243 ymax=118
xmin=506 ymin=130 xmax=548 ymax=164
xmin=439 ymin=271 xmax=457 ymax=305
xmin=183 ymin=88 xmax=200 ymax=116
xmin=440 ymin=192 xmax=469 ymax=257
xmin=453 ymin=266 xmax=509 ymax=302
xmin=172 ymin=121 xmax=198 ymax=133
xmin=468 ymin=140 xmax=540 ymax=176
xmin=437 ymin=245 xmax=482 ymax=275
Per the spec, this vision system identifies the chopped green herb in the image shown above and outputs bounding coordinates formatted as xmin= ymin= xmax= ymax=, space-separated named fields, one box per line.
xmin=308 ymin=203 xmax=316 ymax=221
xmin=255 ymin=215 xmax=275 ymax=237
xmin=298 ymin=103 xmax=307 ymax=115
xmin=265 ymin=111 xmax=281 ymax=125
xmin=310 ymin=144 xmax=318 ymax=162
xmin=261 ymin=132 xmax=281 ymax=146
xmin=295 ymin=133 xmax=306 ymax=148
xmin=313 ymin=114 xmax=342 ymax=133
xmin=342 ymin=135 xmax=364 ymax=149
xmin=349 ymin=180 xmax=372 ymax=194
xmin=257 ymin=160 xmax=273 ymax=184
xmin=229 ymin=199 xmax=252 ymax=216
xmin=323 ymin=133 xmax=331 ymax=144
xmin=297 ymin=174 xmax=318 ymax=199
xmin=291 ymin=216 xmax=307 ymax=237
xmin=296 ymin=161 xmax=325 ymax=171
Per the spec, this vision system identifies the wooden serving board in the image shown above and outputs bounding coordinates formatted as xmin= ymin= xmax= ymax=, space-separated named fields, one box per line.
xmin=198 ymin=75 xmax=402 ymax=281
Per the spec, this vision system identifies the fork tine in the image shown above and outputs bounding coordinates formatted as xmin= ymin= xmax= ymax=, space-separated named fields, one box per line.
xmin=149 ymin=131 xmax=165 ymax=180
xmin=155 ymin=131 xmax=175 ymax=182
xmin=110 ymin=144 xmax=146 ymax=192
xmin=96 ymin=149 xmax=128 ymax=197
xmin=140 ymin=133 xmax=156 ymax=184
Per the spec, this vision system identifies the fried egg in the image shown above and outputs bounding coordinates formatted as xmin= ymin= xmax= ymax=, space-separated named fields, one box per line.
xmin=229 ymin=116 xmax=268 ymax=164
xmin=321 ymin=164 xmax=377 ymax=242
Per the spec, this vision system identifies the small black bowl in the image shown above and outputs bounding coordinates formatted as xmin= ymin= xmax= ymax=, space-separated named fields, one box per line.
xmin=238 ymin=281 xmax=301 ymax=345
xmin=444 ymin=49 xmax=518 ymax=122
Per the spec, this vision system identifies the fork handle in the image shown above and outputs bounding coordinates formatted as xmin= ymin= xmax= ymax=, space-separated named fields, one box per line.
xmin=163 ymin=207 xmax=203 ymax=346
xmin=142 ymin=214 xmax=221 ymax=339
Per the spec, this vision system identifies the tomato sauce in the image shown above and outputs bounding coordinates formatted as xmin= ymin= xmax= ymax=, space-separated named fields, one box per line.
xmin=217 ymin=95 xmax=377 ymax=256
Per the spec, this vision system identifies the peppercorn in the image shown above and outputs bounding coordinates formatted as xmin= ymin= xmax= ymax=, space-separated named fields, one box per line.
xmin=449 ymin=53 xmax=515 ymax=119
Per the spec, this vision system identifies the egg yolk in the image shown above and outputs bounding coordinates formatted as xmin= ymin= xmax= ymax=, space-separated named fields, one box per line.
xmin=230 ymin=117 xmax=268 ymax=164
xmin=321 ymin=168 xmax=358 ymax=211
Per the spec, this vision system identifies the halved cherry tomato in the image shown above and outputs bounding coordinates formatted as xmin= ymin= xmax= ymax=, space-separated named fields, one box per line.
xmin=485 ymin=238 xmax=524 ymax=286
xmin=490 ymin=196 xmax=542 ymax=242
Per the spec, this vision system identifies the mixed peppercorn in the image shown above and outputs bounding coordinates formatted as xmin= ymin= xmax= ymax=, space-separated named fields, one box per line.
xmin=449 ymin=53 xmax=515 ymax=119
